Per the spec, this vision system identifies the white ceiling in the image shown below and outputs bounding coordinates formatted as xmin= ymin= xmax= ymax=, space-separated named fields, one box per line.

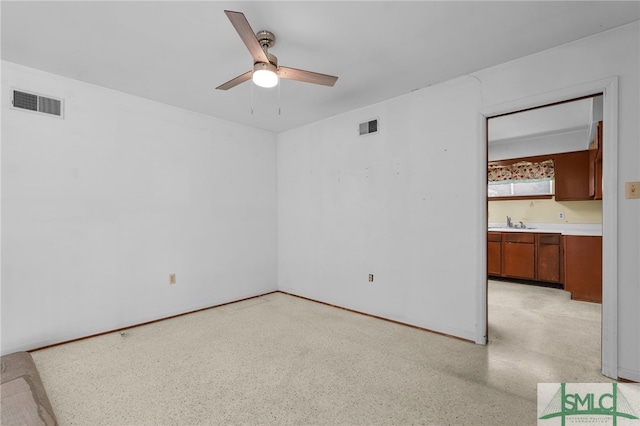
xmin=2 ymin=1 xmax=639 ymax=133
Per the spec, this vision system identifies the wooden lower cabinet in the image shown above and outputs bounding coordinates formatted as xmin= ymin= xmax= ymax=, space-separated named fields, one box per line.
xmin=488 ymin=231 xmax=563 ymax=284
xmin=537 ymin=233 xmax=562 ymax=283
xmin=564 ymin=235 xmax=602 ymax=303
xmin=488 ymin=231 xmax=602 ymax=302
xmin=487 ymin=232 xmax=502 ymax=276
xmin=502 ymin=233 xmax=535 ymax=280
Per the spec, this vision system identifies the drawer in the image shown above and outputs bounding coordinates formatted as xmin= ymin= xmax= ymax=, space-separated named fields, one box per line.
xmin=538 ymin=233 xmax=561 ymax=245
xmin=503 ymin=233 xmax=535 ymax=244
xmin=488 ymin=232 xmax=502 ymax=242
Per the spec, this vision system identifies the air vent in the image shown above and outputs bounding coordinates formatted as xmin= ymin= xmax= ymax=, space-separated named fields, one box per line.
xmin=359 ymin=119 xmax=378 ymax=136
xmin=12 ymin=90 xmax=63 ymax=117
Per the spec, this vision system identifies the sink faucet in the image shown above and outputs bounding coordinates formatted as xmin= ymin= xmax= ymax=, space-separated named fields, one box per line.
xmin=519 ymin=221 xmax=525 ymax=229
xmin=506 ymin=216 xmax=512 ymax=228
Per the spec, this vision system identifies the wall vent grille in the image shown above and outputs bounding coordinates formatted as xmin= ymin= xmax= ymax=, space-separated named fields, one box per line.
xmin=12 ymin=90 xmax=63 ymax=117
xmin=359 ymin=119 xmax=378 ymax=136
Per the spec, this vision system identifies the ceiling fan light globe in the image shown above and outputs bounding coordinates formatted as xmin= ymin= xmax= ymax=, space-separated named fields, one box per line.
xmin=253 ymin=63 xmax=278 ymax=88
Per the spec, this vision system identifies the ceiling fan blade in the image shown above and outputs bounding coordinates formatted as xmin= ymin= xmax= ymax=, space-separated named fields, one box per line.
xmin=216 ymin=70 xmax=252 ymax=90
xmin=278 ymin=66 xmax=338 ymax=87
xmin=224 ymin=10 xmax=269 ymax=64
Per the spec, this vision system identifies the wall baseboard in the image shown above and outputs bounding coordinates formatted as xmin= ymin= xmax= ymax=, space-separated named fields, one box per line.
xmin=617 ymin=368 xmax=640 ymax=383
xmin=28 ymin=290 xmax=279 ymax=354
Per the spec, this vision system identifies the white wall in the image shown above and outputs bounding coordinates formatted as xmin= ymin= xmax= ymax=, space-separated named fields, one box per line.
xmin=278 ymin=76 xmax=484 ymax=341
xmin=278 ymin=22 xmax=639 ymax=380
xmin=1 ymin=61 xmax=278 ymax=354
xmin=476 ymin=22 xmax=639 ymax=381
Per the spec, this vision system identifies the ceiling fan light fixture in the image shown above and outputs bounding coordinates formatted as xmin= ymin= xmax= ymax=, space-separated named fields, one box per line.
xmin=216 ymin=11 xmax=337 ymax=91
xmin=252 ymin=62 xmax=278 ymax=88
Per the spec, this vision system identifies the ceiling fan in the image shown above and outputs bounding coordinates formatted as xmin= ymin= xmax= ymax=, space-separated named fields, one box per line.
xmin=216 ymin=10 xmax=338 ymax=90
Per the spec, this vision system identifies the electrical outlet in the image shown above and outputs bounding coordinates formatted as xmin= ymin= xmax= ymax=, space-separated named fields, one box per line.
xmin=169 ymin=273 xmax=176 ymax=285
xmin=368 ymin=274 xmax=374 ymax=282
xmin=558 ymin=211 xmax=565 ymax=220
xmin=625 ymin=181 xmax=640 ymax=199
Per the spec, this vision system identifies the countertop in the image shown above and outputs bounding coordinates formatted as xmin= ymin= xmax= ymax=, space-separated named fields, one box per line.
xmin=488 ymin=223 xmax=602 ymax=236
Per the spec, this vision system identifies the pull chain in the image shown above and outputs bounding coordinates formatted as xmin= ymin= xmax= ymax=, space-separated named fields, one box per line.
xmin=250 ymin=79 xmax=254 ymax=115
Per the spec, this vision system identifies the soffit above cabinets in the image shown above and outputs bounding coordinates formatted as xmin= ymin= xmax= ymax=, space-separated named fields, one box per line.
xmin=488 ymin=96 xmax=603 ymax=150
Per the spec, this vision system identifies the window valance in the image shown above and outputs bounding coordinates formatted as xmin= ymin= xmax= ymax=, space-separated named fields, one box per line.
xmin=488 ymin=159 xmax=554 ymax=183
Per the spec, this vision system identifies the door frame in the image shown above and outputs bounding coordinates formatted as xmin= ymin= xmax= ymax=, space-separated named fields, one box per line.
xmin=477 ymin=76 xmax=619 ymax=379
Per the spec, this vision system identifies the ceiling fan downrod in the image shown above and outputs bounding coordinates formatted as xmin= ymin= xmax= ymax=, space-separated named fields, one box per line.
xmin=255 ymin=30 xmax=277 ymax=67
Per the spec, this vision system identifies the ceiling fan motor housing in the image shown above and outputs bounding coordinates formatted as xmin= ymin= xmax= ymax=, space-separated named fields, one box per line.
xmin=256 ymin=30 xmax=275 ymax=49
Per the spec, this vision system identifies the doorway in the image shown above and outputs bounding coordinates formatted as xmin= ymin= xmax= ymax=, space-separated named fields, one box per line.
xmin=478 ymin=77 xmax=619 ymax=379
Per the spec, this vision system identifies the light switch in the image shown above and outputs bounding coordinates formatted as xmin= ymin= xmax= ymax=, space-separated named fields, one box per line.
xmin=625 ymin=182 xmax=640 ymax=199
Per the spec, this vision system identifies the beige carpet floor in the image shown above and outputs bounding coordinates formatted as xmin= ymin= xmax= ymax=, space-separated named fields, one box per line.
xmin=31 ymin=280 xmax=606 ymax=425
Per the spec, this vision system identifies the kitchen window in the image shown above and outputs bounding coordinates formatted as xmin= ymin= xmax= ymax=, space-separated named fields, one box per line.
xmin=488 ymin=159 xmax=554 ymax=199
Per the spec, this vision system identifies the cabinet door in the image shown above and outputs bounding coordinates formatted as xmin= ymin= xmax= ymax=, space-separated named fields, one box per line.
xmin=537 ymin=233 xmax=562 ymax=283
xmin=555 ymin=151 xmax=591 ymax=201
xmin=592 ymin=121 xmax=603 ymax=200
xmin=564 ymin=236 xmax=602 ymax=303
xmin=487 ymin=232 xmax=502 ymax=276
xmin=502 ymin=233 xmax=535 ymax=280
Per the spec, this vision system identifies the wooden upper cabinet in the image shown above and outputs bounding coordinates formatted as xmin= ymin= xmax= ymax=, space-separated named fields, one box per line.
xmin=554 ymin=122 xmax=602 ymax=201
xmin=554 ymin=150 xmax=592 ymax=201
xmin=589 ymin=121 xmax=603 ymax=200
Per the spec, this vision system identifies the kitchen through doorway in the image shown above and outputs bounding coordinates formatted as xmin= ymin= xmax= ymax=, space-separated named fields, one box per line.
xmin=486 ymin=94 xmax=604 ymax=374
